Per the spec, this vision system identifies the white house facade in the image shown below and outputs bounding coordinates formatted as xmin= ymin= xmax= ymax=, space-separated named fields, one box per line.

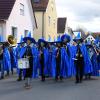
xmin=0 ymin=0 xmax=37 ymax=42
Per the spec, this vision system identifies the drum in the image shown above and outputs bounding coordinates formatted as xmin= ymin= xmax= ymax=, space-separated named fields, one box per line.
xmin=18 ymin=58 xmax=29 ymax=69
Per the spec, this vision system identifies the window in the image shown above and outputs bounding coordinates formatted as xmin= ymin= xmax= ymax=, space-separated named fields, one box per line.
xmin=48 ymin=16 xmax=51 ymax=26
xmin=20 ymin=3 xmax=24 ymax=15
xmin=12 ymin=27 xmax=17 ymax=39
xmin=24 ymin=30 xmax=29 ymax=37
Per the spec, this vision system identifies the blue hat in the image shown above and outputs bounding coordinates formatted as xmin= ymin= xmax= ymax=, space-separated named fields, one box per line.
xmin=61 ymin=34 xmax=71 ymax=42
xmin=17 ymin=35 xmax=25 ymax=44
xmin=23 ymin=37 xmax=36 ymax=44
xmin=73 ymin=32 xmax=83 ymax=42
xmin=38 ymin=39 xmax=47 ymax=45
xmin=55 ymin=35 xmax=62 ymax=43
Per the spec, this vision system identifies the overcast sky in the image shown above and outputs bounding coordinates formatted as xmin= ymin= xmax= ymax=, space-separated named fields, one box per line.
xmin=55 ymin=0 xmax=100 ymax=32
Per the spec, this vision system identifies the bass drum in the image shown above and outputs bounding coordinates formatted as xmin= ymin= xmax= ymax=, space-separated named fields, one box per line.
xmin=18 ymin=58 xmax=29 ymax=69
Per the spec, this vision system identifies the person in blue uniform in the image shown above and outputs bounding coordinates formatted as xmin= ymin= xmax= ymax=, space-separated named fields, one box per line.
xmin=85 ymin=44 xmax=93 ymax=79
xmin=23 ymin=37 xmax=36 ymax=89
xmin=31 ymin=43 xmax=39 ymax=78
xmin=61 ymin=34 xmax=73 ymax=78
xmin=85 ymin=43 xmax=99 ymax=79
xmin=3 ymin=42 xmax=11 ymax=77
xmin=50 ymin=42 xmax=57 ymax=78
xmin=73 ymin=38 xmax=84 ymax=83
xmin=17 ymin=42 xmax=25 ymax=81
xmin=9 ymin=46 xmax=17 ymax=75
xmin=38 ymin=39 xmax=47 ymax=82
xmin=75 ymin=44 xmax=84 ymax=83
xmin=55 ymin=41 xmax=63 ymax=81
xmin=73 ymin=32 xmax=93 ymax=83
xmin=0 ymin=43 xmax=4 ymax=80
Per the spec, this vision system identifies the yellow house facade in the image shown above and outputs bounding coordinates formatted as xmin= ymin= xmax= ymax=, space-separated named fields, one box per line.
xmin=33 ymin=0 xmax=57 ymax=41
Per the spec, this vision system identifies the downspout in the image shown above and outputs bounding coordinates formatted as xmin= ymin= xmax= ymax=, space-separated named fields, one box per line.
xmin=42 ymin=12 xmax=45 ymax=38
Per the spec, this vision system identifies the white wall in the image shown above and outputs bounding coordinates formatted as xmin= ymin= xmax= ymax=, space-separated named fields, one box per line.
xmin=0 ymin=22 xmax=6 ymax=41
xmin=5 ymin=0 xmax=36 ymax=42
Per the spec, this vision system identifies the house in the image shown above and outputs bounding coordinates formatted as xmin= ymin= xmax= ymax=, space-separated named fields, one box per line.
xmin=57 ymin=17 xmax=68 ymax=37
xmin=0 ymin=0 xmax=37 ymax=42
xmin=85 ymin=34 xmax=95 ymax=42
xmin=33 ymin=0 xmax=57 ymax=41
xmin=85 ymin=32 xmax=100 ymax=42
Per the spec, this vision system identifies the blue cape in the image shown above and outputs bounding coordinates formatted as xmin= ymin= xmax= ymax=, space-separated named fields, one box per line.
xmin=32 ymin=46 xmax=39 ymax=78
xmin=86 ymin=46 xmax=99 ymax=76
xmin=78 ymin=44 xmax=93 ymax=74
xmin=3 ymin=48 xmax=11 ymax=71
xmin=39 ymin=47 xmax=49 ymax=76
xmin=10 ymin=48 xmax=17 ymax=68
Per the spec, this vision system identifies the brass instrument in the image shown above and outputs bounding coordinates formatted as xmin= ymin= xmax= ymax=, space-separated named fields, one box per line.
xmin=7 ymin=35 xmax=17 ymax=46
xmin=0 ymin=35 xmax=16 ymax=55
xmin=0 ymin=35 xmax=17 ymax=48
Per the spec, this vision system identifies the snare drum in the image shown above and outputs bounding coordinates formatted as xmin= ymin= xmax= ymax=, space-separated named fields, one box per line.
xmin=18 ymin=58 xmax=29 ymax=69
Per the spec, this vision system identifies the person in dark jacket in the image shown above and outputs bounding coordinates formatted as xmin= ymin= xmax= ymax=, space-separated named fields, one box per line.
xmin=55 ymin=42 xmax=62 ymax=81
xmin=17 ymin=42 xmax=25 ymax=81
xmin=75 ymin=44 xmax=84 ymax=83
xmin=38 ymin=39 xmax=47 ymax=82
xmin=23 ymin=37 xmax=36 ymax=89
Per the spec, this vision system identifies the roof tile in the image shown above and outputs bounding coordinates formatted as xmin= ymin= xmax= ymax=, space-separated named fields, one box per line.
xmin=0 ymin=0 xmax=16 ymax=20
xmin=33 ymin=0 xmax=49 ymax=11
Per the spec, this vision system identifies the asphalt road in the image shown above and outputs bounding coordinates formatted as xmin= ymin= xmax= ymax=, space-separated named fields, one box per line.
xmin=0 ymin=75 xmax=100 ymax=100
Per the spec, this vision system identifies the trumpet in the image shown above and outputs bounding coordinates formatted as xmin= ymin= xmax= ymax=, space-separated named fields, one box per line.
xmin=0 ymin=35 xmax=17 ymax=48
xmin=7 ymin=35 xmax=17 ymax=46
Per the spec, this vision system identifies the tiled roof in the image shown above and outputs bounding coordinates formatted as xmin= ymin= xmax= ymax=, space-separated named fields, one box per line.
xmin=33 ymin=0 xmax=49 ymax=11
xmin=0 ymin=0 xmax=16 ymax=20
xmin=57 ymin=18 xmax=67 ymax=34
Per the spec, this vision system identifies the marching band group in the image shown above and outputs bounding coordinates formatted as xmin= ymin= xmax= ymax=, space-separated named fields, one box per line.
xmin=0 ymin=34 xmax=100 ymax=89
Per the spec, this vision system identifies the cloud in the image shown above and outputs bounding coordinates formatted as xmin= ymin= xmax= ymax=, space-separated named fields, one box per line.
xmin=55 ymin=0 xmax=100 ymax=31
xmin=56 ymin=0 xmax=100 ymax=21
